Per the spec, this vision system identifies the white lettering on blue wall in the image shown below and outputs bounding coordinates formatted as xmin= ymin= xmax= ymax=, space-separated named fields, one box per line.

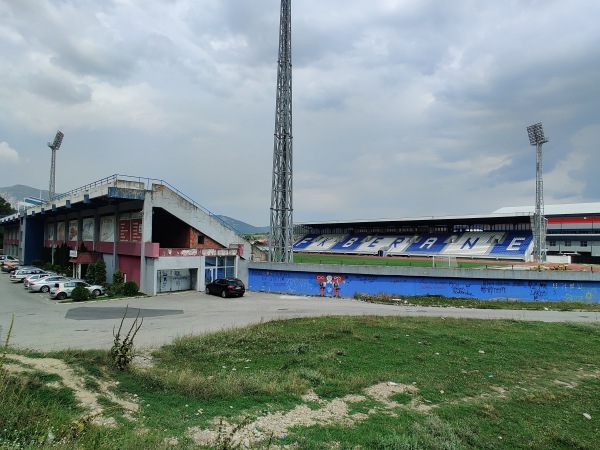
xmin=507 ymin=237 xmax=526 ymax=251
xmin=343 ymin=237 xmax=359 ymax=247
xmin=420 ymin=237 xmax=438 ymax=249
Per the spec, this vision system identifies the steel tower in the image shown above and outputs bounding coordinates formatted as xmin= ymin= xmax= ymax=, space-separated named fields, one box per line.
xmin=47 ymin=130 xmax=64 ymax=200
xmin=269 ymin=0 xmax=294 ymax=263
xmin=526 ymin=122 xmax=548 ymax=262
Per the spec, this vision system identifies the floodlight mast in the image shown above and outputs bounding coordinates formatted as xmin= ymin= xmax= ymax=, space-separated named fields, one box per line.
xmin=269 ymin=0 xmax=294 ymax=263
xmin=47 ymin=130 xmax=64 ymax=200
xmin=526 ymin=122 xmax=548 ymax=263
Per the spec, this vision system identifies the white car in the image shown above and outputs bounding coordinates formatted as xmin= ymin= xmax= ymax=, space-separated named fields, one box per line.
xmin=49 ymin=280 xmax=105 ymax=300
xmin=10 ymin=268 xmax=47 ymax=282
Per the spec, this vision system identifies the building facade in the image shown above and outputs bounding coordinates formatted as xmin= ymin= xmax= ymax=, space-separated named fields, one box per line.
xmin=0 ymin=175 xmax=260 ymax=295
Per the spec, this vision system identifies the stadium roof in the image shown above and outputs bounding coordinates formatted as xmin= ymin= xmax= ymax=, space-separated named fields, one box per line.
xmin=493 ymin=202 xmax=600 ymax=215
xmin=296 ymin=212 xmax=534 ymax=230
xmin=296 ymin=202 xmax=600 ymax=230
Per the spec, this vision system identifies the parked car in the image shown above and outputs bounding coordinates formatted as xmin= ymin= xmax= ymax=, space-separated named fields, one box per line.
xmin=27 ymin=275 xmax=70 ymax=293
xmin=205 ymin=278 xmax=245 ymax=298
xmin=49 ymin=280 xmax=105 ymax=300
xmin=10 ymin=267 xmax=48 ymax=282
xmin=0 ymin=255 xmax=20 ymax=264
xmin=2 ymin=261 xmax=23 ymax=273
xmin=23 ymin=272 xmax=55 ymax=289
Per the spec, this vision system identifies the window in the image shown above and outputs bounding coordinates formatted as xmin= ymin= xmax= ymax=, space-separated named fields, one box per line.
xmin=198 ymin=235 xmax=205 ymax=245
xmin=548 ymin=240 xmax=556 ymax=247
xmin=581 ymin=241 xmax=588 ymax=247
xmin=564 ymin=241 xmax=571 ymax=247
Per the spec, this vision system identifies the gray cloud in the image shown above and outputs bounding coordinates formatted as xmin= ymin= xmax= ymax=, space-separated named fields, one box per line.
xmin=0 ymin=0 xmax=598 ymax=226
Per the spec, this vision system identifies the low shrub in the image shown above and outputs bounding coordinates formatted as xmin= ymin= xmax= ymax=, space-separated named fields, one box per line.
xmin=106 ymin=283 xmax=123 ymax=297
xmin=123 ymin=281 xmax=139 ymax=297
xmin=106 ymin=270 xmax=126 ymax=297
xmin=71 ymin=286 xmax=90 ymax=302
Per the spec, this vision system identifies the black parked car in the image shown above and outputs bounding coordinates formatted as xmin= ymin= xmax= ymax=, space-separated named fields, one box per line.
xmin=205 ymin=278 xmax=245 ymax=298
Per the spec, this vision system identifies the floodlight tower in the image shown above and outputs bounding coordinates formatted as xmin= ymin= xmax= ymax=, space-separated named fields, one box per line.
xmin=269 ymin=0 xmax=294 ymax=263
xmin=526 ymin=122 xmax=548 ymax=262
xmin=47 ymin=130 xmax=64 ymax=200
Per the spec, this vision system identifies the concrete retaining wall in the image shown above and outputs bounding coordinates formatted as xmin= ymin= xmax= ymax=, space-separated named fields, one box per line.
xmin=247 ymin=262 xmax=600 ymax=303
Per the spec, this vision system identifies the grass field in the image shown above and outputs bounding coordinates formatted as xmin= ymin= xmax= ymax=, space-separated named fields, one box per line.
xmin=293 ymin=253 xmax=523 ymax=269
xmin=2 ymin=315 xmax=599 ymax=449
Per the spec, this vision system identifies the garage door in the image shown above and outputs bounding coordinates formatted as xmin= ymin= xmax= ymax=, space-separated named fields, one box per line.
xmin=157 ymin=269 xmax=191 ymax=293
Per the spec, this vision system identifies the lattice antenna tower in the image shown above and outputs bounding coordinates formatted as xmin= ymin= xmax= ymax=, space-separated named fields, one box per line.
xmin=47 ymin=130 xmax=64 ymax=200
xmin=526 ymin=122 xmax=548 ymax=262
xmin=269 ymin=0 xmax=294 ymax=263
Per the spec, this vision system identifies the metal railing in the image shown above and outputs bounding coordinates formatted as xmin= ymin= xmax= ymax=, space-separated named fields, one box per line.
xmin=2 ymin=174 xmax=242 ymax=234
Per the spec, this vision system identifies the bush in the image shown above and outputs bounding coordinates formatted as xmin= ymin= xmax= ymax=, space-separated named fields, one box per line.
xmin=71 ymin=286 xmax=90 ymax=302
xmin=123 ymin=281 xmax=139 ymax=297
xmin=106 ymin=284 xmax=122 ymax=297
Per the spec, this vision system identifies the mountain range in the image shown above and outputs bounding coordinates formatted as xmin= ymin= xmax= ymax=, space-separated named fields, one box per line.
xmin=0 ymin=184 xmax=269 ymax=235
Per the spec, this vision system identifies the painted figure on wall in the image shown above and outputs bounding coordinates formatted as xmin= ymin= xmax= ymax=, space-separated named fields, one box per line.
xmin=316 ymin=274 xmax=345 ymax=297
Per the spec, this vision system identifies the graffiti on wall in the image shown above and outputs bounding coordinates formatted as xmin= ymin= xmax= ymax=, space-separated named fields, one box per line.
xmin=248 ymin=270 xmax=599 ymax=303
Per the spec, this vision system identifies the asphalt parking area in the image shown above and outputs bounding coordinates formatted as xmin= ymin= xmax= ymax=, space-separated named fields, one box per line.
xmin=65 ymin=306 xmax=184 ymax=320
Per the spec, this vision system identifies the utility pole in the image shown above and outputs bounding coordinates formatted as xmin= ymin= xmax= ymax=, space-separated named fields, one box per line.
xmin=269 ymin=0 xmax=294 ymax=263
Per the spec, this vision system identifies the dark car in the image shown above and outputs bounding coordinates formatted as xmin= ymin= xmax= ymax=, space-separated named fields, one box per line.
xmin=205 ymin=278 xmax=245 ymax=298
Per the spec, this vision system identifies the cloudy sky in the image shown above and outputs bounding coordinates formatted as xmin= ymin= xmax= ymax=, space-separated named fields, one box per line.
xmin=1 ymin=0 xmax=599 ymax=226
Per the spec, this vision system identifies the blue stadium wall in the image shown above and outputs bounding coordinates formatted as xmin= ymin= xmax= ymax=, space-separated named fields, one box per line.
xmin=247 ymin=262 xmax=600 ymax=303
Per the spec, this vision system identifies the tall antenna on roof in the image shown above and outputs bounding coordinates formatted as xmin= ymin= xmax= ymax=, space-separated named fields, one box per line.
xmin=47 ymin=130 xmax=64 ymax=200
xmin=268 ymin=0 xmax=294 ymax=263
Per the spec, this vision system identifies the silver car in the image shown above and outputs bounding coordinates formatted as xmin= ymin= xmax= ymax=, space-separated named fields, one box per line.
xmin=0 ymin=255 xmax=20 ymax=264
xmin=27 ymin=275 xmax=71 ymax=293
xmin=49 ymin=280 xmax=105 ymax=300
xmin=23 ymin=272 xmax=55 ymax=289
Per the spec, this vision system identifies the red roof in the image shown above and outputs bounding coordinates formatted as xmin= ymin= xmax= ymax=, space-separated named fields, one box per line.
xmin=69 ymin=252 xmax=103 ymax=264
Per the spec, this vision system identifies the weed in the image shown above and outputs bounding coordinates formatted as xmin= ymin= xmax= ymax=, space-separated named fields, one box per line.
xmin=0 ymin=312 xmax=14 ymax=373
xmin=111 ymin=306 xmax=143 ymax=371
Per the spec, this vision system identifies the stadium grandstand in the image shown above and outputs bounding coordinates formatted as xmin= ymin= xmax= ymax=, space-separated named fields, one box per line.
xmin=293 ymin=203 xmax=600 ymax=264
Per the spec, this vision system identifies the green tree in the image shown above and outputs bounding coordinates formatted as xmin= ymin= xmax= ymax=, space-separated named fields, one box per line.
xmin=107 ymin=270 xmax=125 ymax=297
xmin=94 ymin=259 xmax=107 ymax=285
xmin=0 ymin=195 xmax=14 ymax=216
xmin=85 ymin=259 xmax=107 ymax=285
xmin=85 ymin=262 xmax=97 ymax=284
xmin=0 ymin=195 xmax=16 ymax=248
